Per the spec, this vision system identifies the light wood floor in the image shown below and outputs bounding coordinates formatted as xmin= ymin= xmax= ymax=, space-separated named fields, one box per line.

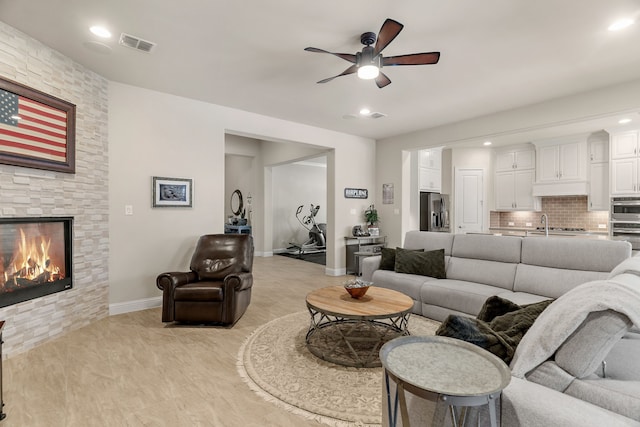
xmin=3 ymin=256 xmax=347 ymax=427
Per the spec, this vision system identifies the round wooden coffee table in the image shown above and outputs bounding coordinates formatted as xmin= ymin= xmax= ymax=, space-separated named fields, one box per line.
xmin=305 ymin=285 xmax=413 ymax=368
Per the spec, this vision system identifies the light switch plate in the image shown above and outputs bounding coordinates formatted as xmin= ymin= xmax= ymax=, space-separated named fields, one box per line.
xmin=125 ymin=205 xmax=133 ymax=215
xmin=508 ymin=222 xmax=515 ymax=226
xmin=598 ymin=224 xmax=606 ymax=229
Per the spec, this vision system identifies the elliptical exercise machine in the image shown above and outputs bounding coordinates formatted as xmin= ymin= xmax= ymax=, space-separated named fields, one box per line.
xmin=288 ymin=204 xmax=327 ymax=255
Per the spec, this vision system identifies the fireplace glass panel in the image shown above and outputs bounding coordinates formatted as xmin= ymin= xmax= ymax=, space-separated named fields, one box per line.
xmin=0 ymin=217 xmax=72 ymax=308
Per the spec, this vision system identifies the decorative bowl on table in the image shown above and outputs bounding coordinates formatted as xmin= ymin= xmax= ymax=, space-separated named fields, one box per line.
xmin=344 ymin=279 xmax=373 ymax=299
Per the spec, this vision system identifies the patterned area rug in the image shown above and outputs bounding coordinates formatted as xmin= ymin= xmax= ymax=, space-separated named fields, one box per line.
xmin=237 ymin=311 xmax=440 ymax=427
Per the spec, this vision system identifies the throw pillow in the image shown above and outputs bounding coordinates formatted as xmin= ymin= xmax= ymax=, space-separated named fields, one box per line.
xmin=394 ymin=248 xmax=446 ymax=279
xmin=379 ymin=247 xmax=424 ymax=271
xmin=379 ymin=247 xmax=398 ymax=271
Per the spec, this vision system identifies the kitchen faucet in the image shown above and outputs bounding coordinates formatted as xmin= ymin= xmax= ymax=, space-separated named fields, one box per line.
xmin=541 ymin=214 xmax=549 ymax=237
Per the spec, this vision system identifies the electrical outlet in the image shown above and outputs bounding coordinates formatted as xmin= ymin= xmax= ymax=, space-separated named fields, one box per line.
xmin=508 ymin=222 xmax=515 ymax=226
xmin=350 ymin=209 xmax=356 ymax=215
xmin=394 ymin=209 xmax=400 ymax=215
xmin=598 ymin=224 xmax=606 ymax=229
xmin=525 ymin=222 xmax=532 ymax=227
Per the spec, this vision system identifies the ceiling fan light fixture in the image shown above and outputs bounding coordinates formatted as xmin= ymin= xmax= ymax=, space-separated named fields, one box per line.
xmin=358 ymin=65 xmax=380 ymax=80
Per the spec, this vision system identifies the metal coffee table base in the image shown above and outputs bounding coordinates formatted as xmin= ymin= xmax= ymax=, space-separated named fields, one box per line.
xmin=305 ymin=308 xmax=410 ymax=368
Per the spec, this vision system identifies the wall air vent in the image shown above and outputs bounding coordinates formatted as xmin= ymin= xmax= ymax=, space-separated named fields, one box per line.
xmin=119 ymin=33 xmax=156 ymax=53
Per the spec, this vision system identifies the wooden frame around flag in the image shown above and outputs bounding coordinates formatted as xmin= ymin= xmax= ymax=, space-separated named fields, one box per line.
xmin=0 ymin=76 xmax=76 ymax=174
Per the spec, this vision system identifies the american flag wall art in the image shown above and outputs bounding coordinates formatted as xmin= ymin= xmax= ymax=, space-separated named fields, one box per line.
xmin=0 ymin=77 xmax=75 ymax=173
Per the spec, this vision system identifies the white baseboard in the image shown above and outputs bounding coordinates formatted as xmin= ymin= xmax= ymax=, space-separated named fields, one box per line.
xmin=109 ymin=296 xmax=162 ymax=315
xmin=325 ymin=267 xmax=345 ymax=276
xmin=255 ymin=251 xmax=274 ymax=257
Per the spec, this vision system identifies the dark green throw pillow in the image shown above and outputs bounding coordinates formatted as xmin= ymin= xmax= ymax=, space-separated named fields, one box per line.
xmin=394 ymin=248 xmax=446 ymax=279
xmin=379 ymin=247 xmax=424 ymax=271
xmin=379 ymin=247 xmax=397 ymax=271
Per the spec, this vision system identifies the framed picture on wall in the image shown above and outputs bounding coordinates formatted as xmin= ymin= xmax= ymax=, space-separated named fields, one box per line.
xmin=0 ymin=76 xmax=76 ymax=173
xmin=152 ymin=176 xmax=193 ymax=207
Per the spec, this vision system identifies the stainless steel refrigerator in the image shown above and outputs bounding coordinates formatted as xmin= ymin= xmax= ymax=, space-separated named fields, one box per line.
xmin=420 ymin=192 xmax=450 ymax=232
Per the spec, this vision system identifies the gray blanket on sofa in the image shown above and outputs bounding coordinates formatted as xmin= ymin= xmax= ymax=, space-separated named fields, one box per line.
xmin=436 ymin=296 xmax=553 ymax=364
xmin=511 ymin=265 xmax=640 ymax=378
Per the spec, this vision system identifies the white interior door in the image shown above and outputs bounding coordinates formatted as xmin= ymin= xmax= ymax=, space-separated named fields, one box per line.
xmin=455 ymin=168 xmax=484 ymax=233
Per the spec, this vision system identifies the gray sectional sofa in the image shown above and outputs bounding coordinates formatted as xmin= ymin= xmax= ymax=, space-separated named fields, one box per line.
xmin=362 ymin=231 xmax=631 ymax=321
xmin=366 ymin=231 xmax=640 ymax=426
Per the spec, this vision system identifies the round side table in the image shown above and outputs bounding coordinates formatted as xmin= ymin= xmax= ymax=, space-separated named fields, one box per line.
xmin=380 ymin=335 xmax=511 ymax=427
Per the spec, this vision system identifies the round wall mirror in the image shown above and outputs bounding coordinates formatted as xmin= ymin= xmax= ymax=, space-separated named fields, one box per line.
xmin=231 ymin=189 xmax=243 ymax=216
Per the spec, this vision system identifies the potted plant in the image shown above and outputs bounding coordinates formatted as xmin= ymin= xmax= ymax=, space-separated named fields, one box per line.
xmin=364 ymin=204 xmax=380 ymax=236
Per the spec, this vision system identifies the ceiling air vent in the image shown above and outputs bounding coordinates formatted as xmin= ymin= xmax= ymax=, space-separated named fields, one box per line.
xmin=119 ymin=33 xmax=156 ymax=53
xmin=343 ymin=112 xmax=387 ymax=120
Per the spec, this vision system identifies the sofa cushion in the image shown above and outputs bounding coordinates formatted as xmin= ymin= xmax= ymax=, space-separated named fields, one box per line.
xmin=496 ymin=291 xmax=551 ymax=307
xmin=446 ymin=257 xmax=518 ymax=290
xmin=451 ymin=233 xmax=522 ymax=263
xmin=565 ymin=378 xmax=640 ymax=422
xmin=371 ymin=269 xmax=436 ymax=302
xmin=403 ymin=230 xmax=455 ymax=255
xmin=379 ymin=247 xmax=423 ymax=271
xmin=521 ymin=237 xmax=631 ymax=272
xmin=514 ymin=264 xmax=609 ymax=298
xmin=395 ymin=249 xmax=446 ymax=279
xmin=419 ymin=279 xmax=505 ymax=316
xmin=555 ymin=310 xmax=632 ymax=379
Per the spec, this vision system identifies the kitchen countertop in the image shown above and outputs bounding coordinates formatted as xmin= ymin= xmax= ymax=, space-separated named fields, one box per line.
xmin=487 ymin=227 xmax=610 ymax=239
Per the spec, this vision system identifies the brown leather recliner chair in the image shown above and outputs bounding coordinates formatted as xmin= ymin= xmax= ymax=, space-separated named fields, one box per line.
xmin=156 ymin=234 xmax=254 ymax=325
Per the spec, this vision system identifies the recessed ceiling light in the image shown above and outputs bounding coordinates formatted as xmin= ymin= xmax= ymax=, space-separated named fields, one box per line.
xmin=608 ymin=18 xmax=634 ymax=32
xmin=90 ymin=25 xmax=112 ymax=38
xmin=619 ymin=118 xmax=633 ymax=124
xmin=359 ymin=108 xmax=371 ymax=115
xmin=483 ymin=141 xmax=492 ymax=146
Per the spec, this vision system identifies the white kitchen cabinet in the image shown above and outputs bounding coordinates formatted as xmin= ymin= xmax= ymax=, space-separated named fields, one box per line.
xmin=611 ymin=158 xmax=639 ymax=195
xmin=610 ymin=130 xmax=639 ymax=160
xmin=588 ymin=136 xmax=609 ymax=211
xmin=589 ymin=162 xmax=609 ymax=210
xmin=494 ymin=145 xmax=538 ymax=211
xmin=590 ymin=139 xmax=609 ymax=163
xmin=495 ymin=169 xmax=539 ymax=211
xmin=495 ymin=147 xmax=535 ymax=172
xmin=610 ymin=130 xmax=640 ymax=195
xmin=536 ymin=141 xmax=585 ymax=182
xmin=418 ymin=147 xmax=442 ymax=192
xmin=532 ymin=136 xmax=589 ymax=197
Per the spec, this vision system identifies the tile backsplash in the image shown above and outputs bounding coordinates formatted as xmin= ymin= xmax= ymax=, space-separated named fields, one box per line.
xmin=490 ymin=196 xmax=609 ymax=232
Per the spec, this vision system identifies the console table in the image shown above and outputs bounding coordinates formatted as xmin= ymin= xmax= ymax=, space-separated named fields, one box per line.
xmin=344 ymin=235 xmax=387 ymax=275
xmin=380 ymin=335 xmax=510 ymax=427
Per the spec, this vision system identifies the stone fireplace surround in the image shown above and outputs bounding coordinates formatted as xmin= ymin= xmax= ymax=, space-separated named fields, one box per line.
xmin=0 ymin=22 xmax=109 ymax=357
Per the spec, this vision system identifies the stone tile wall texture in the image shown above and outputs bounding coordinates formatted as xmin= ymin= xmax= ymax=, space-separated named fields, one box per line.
xmin=0 ymin=22 xmax=109 ymax=357
xmin=492 ymin=196 xmax=610 ymax=232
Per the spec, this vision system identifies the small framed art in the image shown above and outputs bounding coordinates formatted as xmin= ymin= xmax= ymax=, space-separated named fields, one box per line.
xmin=152 ymin=176 xmax=193 ymax=207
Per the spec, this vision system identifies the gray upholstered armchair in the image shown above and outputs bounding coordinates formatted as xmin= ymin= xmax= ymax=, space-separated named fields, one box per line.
xmin=156 ymin=234 xmax=254 ymax=325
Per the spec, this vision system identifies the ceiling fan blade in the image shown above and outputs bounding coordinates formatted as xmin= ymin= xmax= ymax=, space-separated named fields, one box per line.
xmin=304 ymin=47 xmax=356 ymax=63
xmin=375 ymin=72 xmax=391 ymax=88
xmin=383 ymin=52 xmax=441 ymax=66
xmin=317 ymin=65 xmax=358 ymax=84
xmin=373 ymin=19 xmax=404 ymax=56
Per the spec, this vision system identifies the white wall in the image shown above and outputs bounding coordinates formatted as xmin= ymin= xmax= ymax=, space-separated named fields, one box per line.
xmin=109 ymin=82 xmax=376 ymax=306
xmin=272 ymin=160 xmax=327 ymax=251
xmin=377 ymin=78 xmax=640 ymax=247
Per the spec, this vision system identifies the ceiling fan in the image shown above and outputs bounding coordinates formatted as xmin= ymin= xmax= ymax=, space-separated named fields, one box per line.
xmin=304 ymin=18 xmax=440 ymax=88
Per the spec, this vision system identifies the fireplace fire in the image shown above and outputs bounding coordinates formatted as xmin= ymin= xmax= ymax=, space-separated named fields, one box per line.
xmin=0 ymin=217 xmax=72 ymax=308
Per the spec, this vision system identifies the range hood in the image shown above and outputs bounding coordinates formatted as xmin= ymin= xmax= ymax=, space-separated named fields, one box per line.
xmin=532 ymin=181 xmax=589 ymax=197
